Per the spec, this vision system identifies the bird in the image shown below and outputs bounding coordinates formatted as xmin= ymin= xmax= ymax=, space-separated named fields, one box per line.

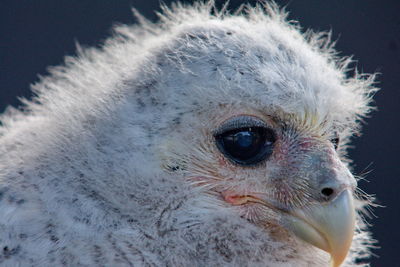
xmin=0 ymin=1 xmax=378 ymax=266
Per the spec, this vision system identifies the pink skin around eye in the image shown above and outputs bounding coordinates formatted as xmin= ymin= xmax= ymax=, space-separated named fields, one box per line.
xmin=298 ymin=137 xmax=336 ymax=153
xmin=218 ymin=157 xmax=227 ymax=166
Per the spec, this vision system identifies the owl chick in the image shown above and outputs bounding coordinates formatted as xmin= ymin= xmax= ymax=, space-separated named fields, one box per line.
xmin=0 ymin=2 xmax=377 ymax=266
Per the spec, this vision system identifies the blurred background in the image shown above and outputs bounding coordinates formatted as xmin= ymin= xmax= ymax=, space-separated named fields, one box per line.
xmin=0 ymin=0 xmax=398 ymax=265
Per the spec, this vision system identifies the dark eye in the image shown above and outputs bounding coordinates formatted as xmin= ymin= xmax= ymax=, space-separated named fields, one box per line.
xmin=215 ymin=126 xmax=276 ymax=166
xmin=331 ymin=137 xmax=340 ymax=150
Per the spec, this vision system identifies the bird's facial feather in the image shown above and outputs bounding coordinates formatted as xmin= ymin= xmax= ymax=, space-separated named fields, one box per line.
xmin=159 ymin=105 xmax=357 ymax=266
xmin=162 ymin=106 xmax=355 ymax=199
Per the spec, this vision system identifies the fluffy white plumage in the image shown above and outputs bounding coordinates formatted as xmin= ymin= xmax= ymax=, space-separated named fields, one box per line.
xmin=0 ymin=2 xmax=377 ymax=266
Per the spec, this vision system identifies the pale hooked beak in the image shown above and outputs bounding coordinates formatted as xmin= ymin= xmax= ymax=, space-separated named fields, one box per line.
xmin=283 ymin=189 xmax=355 ymax=267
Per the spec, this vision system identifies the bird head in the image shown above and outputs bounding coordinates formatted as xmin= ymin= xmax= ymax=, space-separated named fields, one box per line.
xmin=128 ymin=4 xmax=377 ymax=266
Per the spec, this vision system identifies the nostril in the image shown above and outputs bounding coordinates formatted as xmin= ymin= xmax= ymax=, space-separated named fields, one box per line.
xmin=321 ymin=187 xmax=334 ymax=198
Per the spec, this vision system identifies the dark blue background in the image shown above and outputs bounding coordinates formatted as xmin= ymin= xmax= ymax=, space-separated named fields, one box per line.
xmin=1 ymin=1 xmax=399 ymax=265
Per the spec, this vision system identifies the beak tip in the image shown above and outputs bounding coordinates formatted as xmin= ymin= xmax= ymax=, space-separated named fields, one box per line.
xmin=284 ymin=189 xmax=356 ymax=267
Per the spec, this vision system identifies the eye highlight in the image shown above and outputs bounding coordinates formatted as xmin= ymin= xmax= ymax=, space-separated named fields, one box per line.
xmin=214 ymin=116 xmax=276 ymax=166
